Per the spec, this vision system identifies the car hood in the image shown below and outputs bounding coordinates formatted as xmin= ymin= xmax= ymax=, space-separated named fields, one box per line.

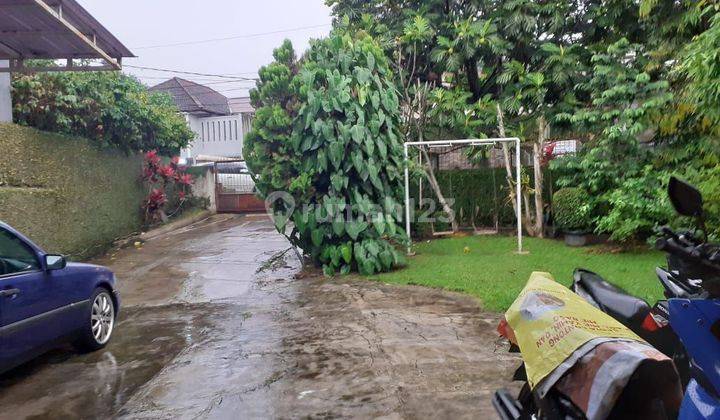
xmin=66 ymin=262 xmax=114 ymax=278
xmin=67 ymin=262 xmax=108 ymax=271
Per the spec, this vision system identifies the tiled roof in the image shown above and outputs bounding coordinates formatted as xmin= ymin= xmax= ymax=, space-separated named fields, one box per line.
xmin=149 ymin=77 xmax=231 ymax=116
xmin=228 ymin=96 xmax=255 ymax=114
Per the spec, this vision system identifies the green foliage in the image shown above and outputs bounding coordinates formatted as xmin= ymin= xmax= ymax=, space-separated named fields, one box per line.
xmin=428 ymin=168 xmax=518 ymax=227
xmin=594 ymin=169 xmax=673 ymax=242
xmin=0 ymin=124 xmax=144 ymax=259
xmin=553 ymin=39 xmax=674 ymax=241
xmin=329 ymin=0 xmax=720 ymax=246
xmin=11 ymin=72 xmax=194 ymax=155
xmin=567 ymin=39 xmax=672 ymax=140
xmin=682 ymin=164 xmax=720 ymax=240
xmin=247 ymin=33 xmax=407 ymax=275
xmin=675 ymin=13 xmax=720 ymax=135
xmin=552 ymin=188 xmax=591 ymax=232
xmin=407 ymin=167 xmax=558 ymax=237
xmin=427 ymin=89 xmax=497 ymax=138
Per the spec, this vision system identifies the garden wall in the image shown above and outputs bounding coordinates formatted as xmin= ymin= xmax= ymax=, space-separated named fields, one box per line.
xmin=186 ymin=165 xmax=216 ymax=213
xmin=0 ymin=123 xmax=144 ymax=259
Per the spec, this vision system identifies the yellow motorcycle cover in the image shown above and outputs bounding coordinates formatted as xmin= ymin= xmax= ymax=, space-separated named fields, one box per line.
xmin=505 ymin=271 xmax=643 ymax=389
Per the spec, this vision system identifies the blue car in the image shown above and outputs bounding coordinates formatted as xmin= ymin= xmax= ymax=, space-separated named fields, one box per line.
xmin=0 ymin=221 xmax=120 ymax=373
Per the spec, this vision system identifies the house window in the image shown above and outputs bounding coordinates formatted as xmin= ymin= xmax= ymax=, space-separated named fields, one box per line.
xmin=241 ymin=114 xmax=253 ymax=137
xmin=234 ymin=120 xmax=238 ymax=141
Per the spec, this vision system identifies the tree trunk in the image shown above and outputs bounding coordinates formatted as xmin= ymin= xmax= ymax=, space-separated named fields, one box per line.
xmin=496 ymin=104 xmax=518 ymax=216
xmin=533 ymin=116 xmax=547 ymax=238
xmin=496 ymin=104 xmax=539 ymax=236
xmin=523 ymin=193 xmax=533 ymax=231
xmin=420 ymin=148 xmax=459 ymax=233
xmin=465 ymin=58 xmax=481 ymax=102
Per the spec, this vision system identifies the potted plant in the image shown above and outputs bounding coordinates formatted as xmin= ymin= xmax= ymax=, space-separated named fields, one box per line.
xmin=552 ymin=187 xmax=592 ymax=246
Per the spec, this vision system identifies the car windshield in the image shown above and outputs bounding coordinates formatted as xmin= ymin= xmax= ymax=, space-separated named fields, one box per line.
xmin=0 ymin=228 xmax=40 ymax=275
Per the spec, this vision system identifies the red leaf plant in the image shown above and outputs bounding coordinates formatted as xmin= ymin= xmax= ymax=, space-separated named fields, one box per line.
xmin=157 ymin=164 xmax=176 ymax=180
xmin=141 ymin=151 xmax=194 ymax=225
xmin=177 ymin=173 xmax=193 ymax=186
xmin=541 ymin=142 xmax=557 ymax=167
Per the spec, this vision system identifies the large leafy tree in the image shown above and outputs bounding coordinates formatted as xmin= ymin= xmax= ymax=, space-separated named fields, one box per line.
xmin=12 ymin=71 xmax=193 ymax=155
xmin=327 ymin=0 xmax=604 ymax=237
xmin=247 ymin=31 xmax=407 ymax=275
xmin=328 ymin=0 xmax=720 ymax=242
xmin=553 ymin=39 xmax=674 ymax=241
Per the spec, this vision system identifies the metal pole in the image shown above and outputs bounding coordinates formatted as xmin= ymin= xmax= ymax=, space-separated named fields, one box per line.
xmin=418 ymin=151 xmax=423 ymax=203
xmin=516 ymin=138 xmax=523 ymax=253
xmin=404 ymin=144 xmax=412 ymax=255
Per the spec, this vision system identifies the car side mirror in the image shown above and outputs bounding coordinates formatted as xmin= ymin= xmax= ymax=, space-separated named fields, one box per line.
xmin=45 ymin=254 xmax=67 ymax=271
xmin=668 ymin=176 xmax=704 ymax=218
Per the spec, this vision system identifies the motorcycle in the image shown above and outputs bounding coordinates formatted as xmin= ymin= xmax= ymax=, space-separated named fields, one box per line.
xmin=653 ymin=177 xmax=720 ymax=418
xmin=494 ymin=177 xmax=720 ymax=419
xmin=570 ymin=241 xmax=703 ymax=387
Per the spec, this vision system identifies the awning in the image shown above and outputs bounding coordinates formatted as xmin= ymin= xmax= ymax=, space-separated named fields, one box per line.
xmin=0 ymin=0 xmax=134 ymax=71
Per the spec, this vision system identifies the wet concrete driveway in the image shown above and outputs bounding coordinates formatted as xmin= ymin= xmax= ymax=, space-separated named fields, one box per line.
xmin=0 ymin=215 xmax=519 ymax=419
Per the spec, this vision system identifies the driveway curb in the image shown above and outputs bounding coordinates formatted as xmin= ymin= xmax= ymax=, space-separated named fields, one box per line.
xmin=140 ymin=210 xmax=215 ymax=241
xmin=111 ymin=210 xmax=215 ymax=250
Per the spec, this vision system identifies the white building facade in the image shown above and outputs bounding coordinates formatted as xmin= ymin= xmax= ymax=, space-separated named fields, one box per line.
xmin=182 ymin=113 xmax=246 ymax=161
xmin=150 ymin=78 xmax=254 ymax=162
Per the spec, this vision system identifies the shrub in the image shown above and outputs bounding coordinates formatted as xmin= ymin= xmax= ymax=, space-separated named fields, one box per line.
xmin=553 ymin=188 xmax=591 ymax=232
xmin=685 ymin=165 xmax=720 ymax=239
xmin=246 ymin=32 xmax=407 ymax=275
xmin=140 ymin=152 xmax=194 ymax=225
xmin=12 ymin=72 xmax=194 ymax=155
xmin=594 ymin=169 xmax=673 ymax=242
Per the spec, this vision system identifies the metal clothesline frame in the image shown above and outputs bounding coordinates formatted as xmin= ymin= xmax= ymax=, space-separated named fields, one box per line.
xmin=403 ymin=138 xmax=523 ymax=254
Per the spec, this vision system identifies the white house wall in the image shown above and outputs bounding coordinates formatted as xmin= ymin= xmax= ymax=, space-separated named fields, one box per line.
xmin=0 ymin=60 xmax=11 ymax=123
xmin=181 ymin=114 xmax=246 ymax=159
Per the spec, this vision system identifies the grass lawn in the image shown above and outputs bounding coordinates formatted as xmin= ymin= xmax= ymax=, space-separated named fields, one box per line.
xmin=370 ymin=235 xmax=666 ymax=312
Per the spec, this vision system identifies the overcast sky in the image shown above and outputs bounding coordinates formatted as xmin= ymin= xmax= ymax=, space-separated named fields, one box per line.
xmin=77 ymin=0 xmax=333 ymax=98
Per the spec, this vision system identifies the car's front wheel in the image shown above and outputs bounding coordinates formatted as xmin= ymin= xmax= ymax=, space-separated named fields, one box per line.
xmin=75 ymin=288 xmax=116 ymax=352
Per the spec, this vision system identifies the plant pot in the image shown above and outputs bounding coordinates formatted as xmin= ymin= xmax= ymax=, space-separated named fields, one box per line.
xmin=563 ymin=230 xmax=588 ymax=247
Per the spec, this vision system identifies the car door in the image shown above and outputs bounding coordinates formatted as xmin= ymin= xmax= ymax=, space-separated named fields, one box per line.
xmin=0 ymin=228 xmax=69 ymax=369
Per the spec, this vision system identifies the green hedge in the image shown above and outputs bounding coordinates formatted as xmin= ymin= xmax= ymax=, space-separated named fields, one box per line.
xmin=410 ymin=168 xmax=521 ymax=230
xmin=409 ymin=167 xmax=560 ymax=234
xmin=435 ymin=168 xmax=516 ymax=227
xmin=0 ymin=124 xmax=145 ymax=259
xmin=553 ymin=187 xmax=591 ymax=231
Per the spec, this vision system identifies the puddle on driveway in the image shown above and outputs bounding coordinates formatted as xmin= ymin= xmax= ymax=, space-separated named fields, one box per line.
xmin=0 ymin=304 xmax=215 ymax=418
xmin=0 ymin=215 xmax=298 ymax=419
xmin=0 ymin=215 xmax=520 ymax=419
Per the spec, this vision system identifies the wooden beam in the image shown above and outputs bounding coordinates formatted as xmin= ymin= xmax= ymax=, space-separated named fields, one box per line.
xmin=1 ymin=65 xmax=118 ymax=73
xmin=0 ymin=59 xmax=117 ymax=73
xmin=0 ymin=41 xmax=21 ymax=58
xmin=0 ymin=4 xmax=40 ymax=8
xmin=0 ymin=30 xmax=93 ymax=37
xmin=30 ymin=0 xmax=120 ymax=70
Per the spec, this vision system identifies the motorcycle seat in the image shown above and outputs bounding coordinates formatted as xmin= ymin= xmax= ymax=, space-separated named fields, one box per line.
xmin=574 ymin=269 xmax=651 ymax=327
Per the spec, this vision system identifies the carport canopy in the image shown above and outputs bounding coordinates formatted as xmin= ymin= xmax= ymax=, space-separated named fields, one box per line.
xmin=0 ymin=0 xmax=134 ymax=72
xmin=0 ymin=0 xmax=134 ymax=122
